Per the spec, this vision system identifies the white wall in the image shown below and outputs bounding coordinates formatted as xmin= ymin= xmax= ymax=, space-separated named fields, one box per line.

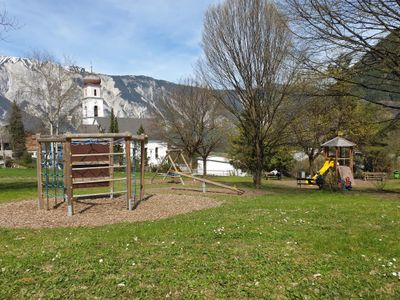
xmin=197 ymin=156 xmax=246 ymax=176
xmin=146 ymin=140 xmax=168 ymax=166
xmin=82 ymin=84 xmax=104 ymax=125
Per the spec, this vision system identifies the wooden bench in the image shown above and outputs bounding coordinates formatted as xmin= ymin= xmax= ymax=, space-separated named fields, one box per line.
xmin=296 ymin=178 xmax=316 ymax=187
xmin=265 ymin=173 xmax=281 ymax=180
xmin=362 ymin=172 xmax=387 ymax=181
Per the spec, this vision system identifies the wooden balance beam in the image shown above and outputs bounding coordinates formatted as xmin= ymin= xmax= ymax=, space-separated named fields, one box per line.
xmin=173 ymin=171 xmax=245 ymax=195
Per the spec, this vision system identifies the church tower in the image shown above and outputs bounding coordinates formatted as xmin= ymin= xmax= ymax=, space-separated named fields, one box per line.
xmin=82 ymin=75 xmax=105 ymax=125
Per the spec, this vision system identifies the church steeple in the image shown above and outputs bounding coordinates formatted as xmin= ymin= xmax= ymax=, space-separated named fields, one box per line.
xmin=82 ymin=74 xmax=104 ymax=125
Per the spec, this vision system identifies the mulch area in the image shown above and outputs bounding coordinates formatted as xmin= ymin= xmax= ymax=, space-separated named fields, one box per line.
xmin=0 ymin=194 xmax=222 ymax=229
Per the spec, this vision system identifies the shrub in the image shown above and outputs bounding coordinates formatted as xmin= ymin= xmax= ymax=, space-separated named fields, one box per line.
xmin=323 ymin=169 xmax=339 ymax=191
xmin=5 ymin=157 xmax=13 ymax=168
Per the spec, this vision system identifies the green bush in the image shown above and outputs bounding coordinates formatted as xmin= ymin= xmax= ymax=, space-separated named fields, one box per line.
xmin=323 ymin=169 xmax=339 ymax=191
xmin=16 ymin=152 xmax=36 ymax=168
xmin=4 ymin=157 xmax=13 ymax=168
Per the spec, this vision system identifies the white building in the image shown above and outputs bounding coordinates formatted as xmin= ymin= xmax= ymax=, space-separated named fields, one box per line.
xmin=77 ymin=74 xmax=168 ymax=166
xmin=196 ymin=155 xmax=246 ymax=176
xmin=82 ymin=75 xmax=105 ymax=125
xmin=146 ymin=140 xmax=168 ymax=166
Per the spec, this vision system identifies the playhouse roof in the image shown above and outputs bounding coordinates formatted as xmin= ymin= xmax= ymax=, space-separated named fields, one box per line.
xmin=321 ymin=136 xmax=356 ymax=147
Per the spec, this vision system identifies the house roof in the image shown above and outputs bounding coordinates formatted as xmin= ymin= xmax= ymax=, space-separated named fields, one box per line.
xmin=77 ymin=118 xmax=164 ymax=140
xmin=96 ymin=117 xmax=164 ymax=139
xmin=321 ymin=136 xmax=356 ymax=147
xmin=77 ymin=124 xmax=99 ymax=134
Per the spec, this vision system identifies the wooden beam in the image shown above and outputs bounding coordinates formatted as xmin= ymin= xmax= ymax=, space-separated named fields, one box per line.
xmin=126 ymin=138 xmax=132 ymax=210
xmin=72 ymin=177 xmax=127 ymax=184
xmin=180 ymin=151 xmax=193 ymax=174
xmin=65 ymin=138 xmax=74 ymax=216
xmin=36 ymin=133 xmax=148 ymax=142
xmin=140 ymin=139 xmax=145 ymax=201
xmin=66 ymin=132 xmax=147 ymax=140
xmin=167 ymin=154 xmax=185 ymax=185
xmin=74 ymin=190 xmax=127 ymax=199
xmin=150 ymin=154 xmax=169 ymax=183
xmin=36 ymin=136 xmax=67 ymax=143
xmin=163 ymin=152 xmax=182 ymax=181
xmin=36 ymin=135 xmax=43 ymax=209
xmin=109 ymin=138 xmax=114 ymax=199
xmin=173 ymin=171 xmax=245 ymax=195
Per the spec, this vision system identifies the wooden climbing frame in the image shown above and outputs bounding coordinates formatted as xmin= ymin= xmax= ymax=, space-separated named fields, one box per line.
xmin=36 ymin=132 xmax=147 ymax=216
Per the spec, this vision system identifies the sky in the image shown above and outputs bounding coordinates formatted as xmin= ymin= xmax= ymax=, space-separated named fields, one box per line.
xmin=1 ymin=0 xmax=222 ymax=83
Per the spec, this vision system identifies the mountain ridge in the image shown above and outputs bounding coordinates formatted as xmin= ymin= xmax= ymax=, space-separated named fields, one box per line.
xmin=0 ymin=55 xmax=179 ymax=131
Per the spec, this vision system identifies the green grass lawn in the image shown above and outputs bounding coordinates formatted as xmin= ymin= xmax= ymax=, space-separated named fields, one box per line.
xmin=0 ymin=168 xmax=399 ymax=298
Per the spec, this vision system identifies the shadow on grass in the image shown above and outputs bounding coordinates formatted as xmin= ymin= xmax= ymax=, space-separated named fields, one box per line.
xmin=0 ymin=181 xmax=37 ymax=191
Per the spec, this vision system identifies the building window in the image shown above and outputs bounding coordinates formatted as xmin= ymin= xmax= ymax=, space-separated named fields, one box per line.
xmin=155 ymin=147 xmax=159 ymax=159
xmin=84 ymin=89 xmax=87 ymax=96
xmin=94 ymin=89 xmax=97 ymax=96
xmin=94 ymin=105 xmax=98 ymax=117
xmin=84 ymin=106 xmax=87 ymax=117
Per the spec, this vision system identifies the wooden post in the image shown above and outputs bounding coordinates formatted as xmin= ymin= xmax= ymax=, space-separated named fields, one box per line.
xmin=335 ymin=147 xmax=339 ymax=176
xmin=349 ymin=147 xmax=354 ymax=172
xmin=168 ymin=154 xmax=185 ymax=185
xmin=36 ymin=135 xmax=43 ymax=209
xmin=180 ymin=151 xmax=193 ymax=174
xmin=126 ymin=137 xmax=132 ymax=210
xmin=150 ymin=153 xmax=168 ymax=183
xmin=109 ymin=138 xmax=114 ymax=199
xmin=140 ymin=139 xmax=145 ymax=201
xmin=163 ymin=152 xmax=181 ymax=181
xmin=65 ymin=138 xmax=73 ymax=216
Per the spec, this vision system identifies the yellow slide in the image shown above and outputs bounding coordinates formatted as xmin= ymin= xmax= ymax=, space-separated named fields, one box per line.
xmin=312 ymin=160 xmax=335 ymax=180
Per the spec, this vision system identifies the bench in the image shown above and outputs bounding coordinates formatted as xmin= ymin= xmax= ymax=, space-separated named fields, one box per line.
xmin=362 ymin=172 xmax=387 ymax=181
xmin=296 ymin=178 xmax=316 ymax=187
xmin=265 ymin=173 xmax=281 ymax=180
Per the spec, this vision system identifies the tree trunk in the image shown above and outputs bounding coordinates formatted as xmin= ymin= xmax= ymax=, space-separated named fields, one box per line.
xmin=253 ymin=167 xmax=263 ymax=188
xmin=202 ymin=157 xmax=207 ymax=177
xmin=253 ymin=136 xmax=263 ymax=189
xmin=308 ymin=155 xmax=315 ymax=175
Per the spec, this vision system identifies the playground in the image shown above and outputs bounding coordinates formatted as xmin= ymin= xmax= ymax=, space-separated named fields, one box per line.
xmin=0 ymin=134 xmax=399 ymax=298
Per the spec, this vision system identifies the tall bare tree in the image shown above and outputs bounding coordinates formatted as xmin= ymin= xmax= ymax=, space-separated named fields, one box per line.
xmin=200 ymin=0 xmax=301 ymax=187
xmin=0 ymin=8 xmax=17 ymax=40
xmin=155 ymin=78 xmax=225 ymax=174
xmin=20 ymin=51 xmax=80 ymax=135
xmin=285 ymin=0 xmax=400 ymax=110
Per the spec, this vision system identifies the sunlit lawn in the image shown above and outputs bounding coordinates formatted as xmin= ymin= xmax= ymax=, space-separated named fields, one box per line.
xmin=0 ymin=168 xmax=399 ymax=298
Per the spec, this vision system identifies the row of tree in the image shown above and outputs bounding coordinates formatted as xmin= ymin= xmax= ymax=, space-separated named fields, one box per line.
xmin=156 ymin=0 xmax=399 ymax=187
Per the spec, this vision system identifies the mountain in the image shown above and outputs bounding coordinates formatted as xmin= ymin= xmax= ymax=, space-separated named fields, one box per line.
xmin=0 ymin=55 xmax=179 ymax=131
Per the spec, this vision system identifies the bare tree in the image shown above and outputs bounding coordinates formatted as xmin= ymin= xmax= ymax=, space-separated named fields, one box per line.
xmin=200 ymin=0 xmax=301 ymax=187
xmin=285 ymin=0 xmax=400 ymax=110
xmin=155 ymin=78 xmax=225 ymax=174
xmin=0 ymin=8 xmax=17 ymax=40
xmin=20 ymin=51 xmax=80 ymax=135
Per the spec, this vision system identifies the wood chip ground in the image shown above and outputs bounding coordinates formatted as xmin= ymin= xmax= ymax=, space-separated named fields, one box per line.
xmin=0 ymin=194 xmax=222 ymax=229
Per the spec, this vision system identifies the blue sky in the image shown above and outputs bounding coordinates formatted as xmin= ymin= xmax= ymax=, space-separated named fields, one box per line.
xmin=1 ymin=0 xmax=222 ymax=82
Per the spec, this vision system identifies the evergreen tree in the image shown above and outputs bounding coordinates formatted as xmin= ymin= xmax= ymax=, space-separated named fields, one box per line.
xmin=137 ymin=124 xmax=145 ymax=135
xmin=114 ymin=117 xmax=119 ymax=134
xmin=109 ymin=108 xmax=116 ymax=133
xmin=8 ymin=101 xmax=27 ymax=160
xmin=136 ymin=124 xmax=147 ymax=165
xmin=109 ymin=109 xmax=121 ymax=154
